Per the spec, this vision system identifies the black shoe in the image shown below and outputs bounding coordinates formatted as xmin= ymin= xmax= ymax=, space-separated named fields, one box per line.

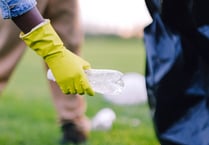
xmin=60 ymin=122 xmax=88 ymax=145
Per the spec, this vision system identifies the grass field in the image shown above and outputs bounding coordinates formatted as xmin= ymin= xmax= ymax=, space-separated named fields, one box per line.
xmin=0 ymin=35 xmax=159 ymax=145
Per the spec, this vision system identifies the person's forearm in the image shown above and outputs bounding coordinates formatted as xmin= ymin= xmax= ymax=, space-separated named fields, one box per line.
xmin=12 ymin=7 xmax=44 ymax=33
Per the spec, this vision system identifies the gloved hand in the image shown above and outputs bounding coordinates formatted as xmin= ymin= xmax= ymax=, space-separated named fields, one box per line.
xmin=20 ymin=19 xmax=94 ymax=96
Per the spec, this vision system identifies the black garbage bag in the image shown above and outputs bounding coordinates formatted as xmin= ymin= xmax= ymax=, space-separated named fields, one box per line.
xmin=144 ymin=0 xmax=209 ymax=145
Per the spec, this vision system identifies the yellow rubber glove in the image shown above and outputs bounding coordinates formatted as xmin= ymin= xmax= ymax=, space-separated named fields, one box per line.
xmin=20 ymin=20 xmax=94 ymax=96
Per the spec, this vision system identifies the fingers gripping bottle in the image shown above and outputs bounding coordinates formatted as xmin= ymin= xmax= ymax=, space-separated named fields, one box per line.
xmin=47 ymin=69 xmax=124 ymax=96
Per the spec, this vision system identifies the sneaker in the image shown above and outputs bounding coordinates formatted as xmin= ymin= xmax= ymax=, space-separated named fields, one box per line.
xmin=60 ymin=122 xmax=88 ymax=145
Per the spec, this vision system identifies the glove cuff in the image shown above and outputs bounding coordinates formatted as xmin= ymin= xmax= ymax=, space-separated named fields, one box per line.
xmin=20 ymin=20 xmax=49 ymax=38
xmin=20 ymin=19 xmax=64 ymax=58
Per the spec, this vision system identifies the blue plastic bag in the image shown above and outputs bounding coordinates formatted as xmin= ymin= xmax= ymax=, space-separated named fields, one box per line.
xmin=144 ymin=0 xmax=209 ymax=145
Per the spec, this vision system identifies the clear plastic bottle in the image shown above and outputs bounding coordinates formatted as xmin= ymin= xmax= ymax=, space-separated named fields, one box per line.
xmin=47 ymin=69 xmax=124 ymax=95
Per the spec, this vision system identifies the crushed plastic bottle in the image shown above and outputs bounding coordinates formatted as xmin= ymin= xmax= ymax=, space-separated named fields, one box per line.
xmin=85 ymin=69 xmax=124 ymax=95
xmin=47 ymin=69 xmax=124 ymax=96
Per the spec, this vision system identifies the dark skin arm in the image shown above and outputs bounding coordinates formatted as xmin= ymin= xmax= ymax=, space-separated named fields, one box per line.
xmin=12 ymin=7 xmax=44 ymax=33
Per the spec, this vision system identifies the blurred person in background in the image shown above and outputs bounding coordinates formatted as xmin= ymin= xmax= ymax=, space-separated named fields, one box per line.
xmin=0 ymin=0 xmax=93 ymax=144
xmin=144 ymin=0 xmax=209 ymax=145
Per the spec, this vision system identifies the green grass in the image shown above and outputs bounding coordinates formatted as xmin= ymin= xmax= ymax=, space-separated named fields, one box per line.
xmin=82 ymin=35 xmax=146 ymax=74
xmin=0 ymin=35 xmax=159 ymax=145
